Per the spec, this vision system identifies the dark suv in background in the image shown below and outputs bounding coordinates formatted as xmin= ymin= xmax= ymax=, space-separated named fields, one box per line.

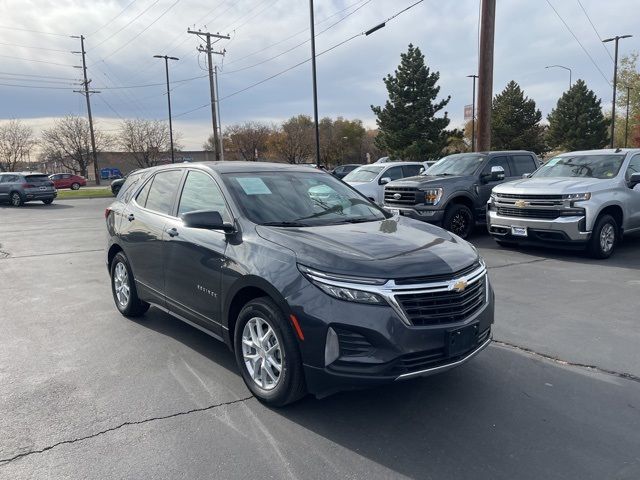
xmin=0 ymin=172 xmax=56 ymax=206
xmin=383 ymin=151 xmax=540 ymax=238
xmin=106 ymin=162 xmax=494 ymax=405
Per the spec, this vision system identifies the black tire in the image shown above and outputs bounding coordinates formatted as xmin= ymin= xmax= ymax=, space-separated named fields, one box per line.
xmin=71 ymin=182 xmax=80 ymax=190
xmin=587 ymin=214 xmax=618 ymax=259
xmin=234 ymin=297 xmax=306 ymax=406
xmin=10 ymin=192 xmax=23 ymax=207
xmin=42 ymin=198 xmax=54 ymax=205
xmin=443 ymin=203 xmax=474 ymax=239
xmin=495 ymin=240 xmax=518 ymax=248
xmin=110 ymin=252 xmax=149 ymax=317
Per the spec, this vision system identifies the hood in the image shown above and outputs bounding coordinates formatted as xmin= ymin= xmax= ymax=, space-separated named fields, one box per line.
xmin=388 ymin=174 xmax=473 ymax=188
xmin=256 ymin=216 xmax=478 ymax=279
xmin=495 ymin=177 xmax=609 ymax=194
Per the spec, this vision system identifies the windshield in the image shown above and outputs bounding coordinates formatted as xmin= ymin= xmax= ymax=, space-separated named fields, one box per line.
xmin=223 ymin=171 xmax=388 ymax=227
xmin=424 ymin=154 xmax=485 ymax=176
xmin=534 ymin=155 xmax=625 ymax=179
xmin=343 ymin=166 xmax=384 ymax=182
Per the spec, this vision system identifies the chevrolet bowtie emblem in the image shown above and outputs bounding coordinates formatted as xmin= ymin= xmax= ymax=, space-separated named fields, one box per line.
xmin=452 ymin=279 xmax=468 ymax=293
xmin=514 ymin=200 xmax=528 ymax=208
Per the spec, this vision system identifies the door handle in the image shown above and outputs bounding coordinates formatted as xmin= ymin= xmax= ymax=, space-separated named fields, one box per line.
xmin=127 ymin=214 xmax=135 ymax=222
xmin=167 ymin=227 xmax=179 ymax=238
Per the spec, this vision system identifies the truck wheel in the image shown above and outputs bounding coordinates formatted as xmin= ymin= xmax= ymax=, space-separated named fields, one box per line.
xmin=443 ymin=204 xmax=474 ymax=239
xmin=587 ymin=214 xmax=618 ymax=259
xmin=234 ymin=297 xmax=306 ymax=406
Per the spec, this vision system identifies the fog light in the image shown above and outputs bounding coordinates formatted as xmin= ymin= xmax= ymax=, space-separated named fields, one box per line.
xmin=325 ymin=327 xmax=340 ymax=366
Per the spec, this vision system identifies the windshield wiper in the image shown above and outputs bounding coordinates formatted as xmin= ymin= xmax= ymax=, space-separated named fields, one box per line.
xmin=334 ymin=217 xmax=377 ymax=224
xmin=260 ymin=221 xmax=310 ymax=227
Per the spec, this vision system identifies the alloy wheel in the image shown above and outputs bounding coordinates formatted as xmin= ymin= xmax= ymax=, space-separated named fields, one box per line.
xmin=113 ymin=262 xmax=131 ymax=308
xmin=241 ymin=317 xmax=283 ymax=390
xmin=11 ymin=193 xmax=21 ymax=206
xmin=451 ymin=211 xmax=471 ymax=237
xmin=600 ymin=223 xmax=615 ymax=254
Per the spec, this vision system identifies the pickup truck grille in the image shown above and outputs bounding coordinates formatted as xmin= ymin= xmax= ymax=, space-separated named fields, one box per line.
xmin=384 ymin=187 xmax=419 ymax=206
xmin=396 ymin=276 xmax=486 ymax=326
xmin=496 ymin=193 xmax=563 ymax=200
xmin=497 ymin=207 xmax=561 ymax=219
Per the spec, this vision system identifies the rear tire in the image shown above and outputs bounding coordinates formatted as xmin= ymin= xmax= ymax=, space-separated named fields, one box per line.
xmin=234 ymin=297 xmax=306 ymax=406
xmin=443 ymin=204 xmax=474 ymax=239
xmin=71 ymin=182 xmax=80 ymax=190
xmin=587 ymin=214 xmax=618 ymax=259
xmin=10 ymin=192 xmax=23 ymax=207
xmin=110 ymin=252 xmax=149 ymax=317
xmin=42 ymin=198 xmax=54 ymax=205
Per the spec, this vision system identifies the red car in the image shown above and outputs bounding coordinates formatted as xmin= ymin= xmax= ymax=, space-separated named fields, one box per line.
xmin=49 ymin=173 xmax=87 ymax=190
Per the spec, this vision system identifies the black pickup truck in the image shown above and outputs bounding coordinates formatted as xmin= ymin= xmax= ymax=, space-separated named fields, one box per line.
xmin=383 ymin=151 xmax=540 ymax=238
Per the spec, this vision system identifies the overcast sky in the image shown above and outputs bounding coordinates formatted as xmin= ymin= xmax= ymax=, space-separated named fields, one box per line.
xmin=1 ymin=0 xmax=638 ymax=150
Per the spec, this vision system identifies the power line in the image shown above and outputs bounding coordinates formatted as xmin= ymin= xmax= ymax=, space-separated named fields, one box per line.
xmin=0 ymin=82 xmax=74 ymax=90
xmin=91 ymin=73 xmax=208 ymax=89
xmin=545 ymin=0 xmax=611 ymax=85
xmin=0 ymin=54 xmax=73 ymax=67
xmin=0 ymin=41 xmax=70 ymax=53
xmin=0 ymin=76 xmax=79 ymax=85
xmin=0 ymin=25 xmax=69 ymax=37
xmin=96 ymin=95 xmax=126 ymax=120
xmin=0 ymin=71 xmax=78 ymax=81
xmin=90 ymin=0 xmax=140 ymax=36
xmin=92 ymin=0 xmax=162 ymax=47
xmin=575 ymin=0 xmax=615 ymax=63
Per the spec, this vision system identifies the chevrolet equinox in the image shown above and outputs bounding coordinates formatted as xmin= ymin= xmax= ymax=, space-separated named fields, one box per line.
xmin=106 ymin=162 xmax=494 ymax=406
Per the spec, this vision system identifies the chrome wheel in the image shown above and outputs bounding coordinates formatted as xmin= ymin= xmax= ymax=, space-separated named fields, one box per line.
xmin=241 ymin=317 xmax=283 ymax=390
xmin=600 ymin=223 xmax=615 ymax=253
xmin=71 ymin=183 xmax=80 ymax=190
xmin=113 ymin=262 xmax=130 ymax=308
xmin=11 ymin=193 xmax=21 ymax=206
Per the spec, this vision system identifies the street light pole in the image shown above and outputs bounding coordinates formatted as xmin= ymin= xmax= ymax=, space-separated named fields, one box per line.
xmin=467 ymin=74 xmax=478 ymax=151
xmin=545 ymin=65 xmax=572 ymax=90
xmin=308 ymin=0 xmax=321 ymax=168
xmin=603 ymin=34 xmax=632 ymax=148
xmin=624 ymin=85 xmax=633 ymax=148
xmin=154 ymin=55 xmax=179 ymax=164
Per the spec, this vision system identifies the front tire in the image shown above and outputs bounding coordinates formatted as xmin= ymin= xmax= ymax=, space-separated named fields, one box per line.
xmin=110 ymin=252 xmax=149 ymax=317
xmin=10 ymin=192 xmax=23 ymax=207
xmin=587 ymin=214 xmax=618 ymax=259
xmin=443 ymin=204 xmax=474 ymax=239
xmin=234 ymin=297 xmax=306 ymax=406
xmin=42 ymin=198 xmax=54 ymax=205
xmin=71 ymin=182 xmax=80 ymax=190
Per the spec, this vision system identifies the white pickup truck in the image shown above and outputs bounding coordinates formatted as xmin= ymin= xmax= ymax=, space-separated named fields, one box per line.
xmin=487 ymin=149 xmax=640 ymax=258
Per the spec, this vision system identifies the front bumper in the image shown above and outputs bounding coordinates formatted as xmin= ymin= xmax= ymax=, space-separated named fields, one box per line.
xmin=383 ymin=205 xmax=445 ymax=224
xmin=487 ymin=209 xmax=590 ymax=244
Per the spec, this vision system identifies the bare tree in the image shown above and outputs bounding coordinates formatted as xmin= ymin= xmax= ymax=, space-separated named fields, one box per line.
xmin=118 ymin=119 xmax=181 ymax=168
xmin=225 ymin=122 xmax=274 ymax=161
xmin=269 ymin=115 xmax=314 ymax=164
xmin=40 ymin=115 xmax=111 ymax=177
xmin=0 ymin=119 xmax=36 ymax=172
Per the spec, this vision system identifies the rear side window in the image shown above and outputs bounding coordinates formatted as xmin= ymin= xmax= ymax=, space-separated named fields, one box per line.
xmin=482 ymin=156 xmax=511 ymax=177
xmin=626 ymin=154 xmax=640 ymax=181
xmin=510 ymin=155 xmax=538 ymax=176
xmin=143 ymin=170 xmax=183 ymax=215
xmin=119 ymin=172 xmax=144 ymax=202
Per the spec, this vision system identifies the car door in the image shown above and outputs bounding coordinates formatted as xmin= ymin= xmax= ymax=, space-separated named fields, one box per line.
xmin=119 ymin=169 xmax=184 ymax=304
xmin=162 ymin=169 xmax=230 ymax=336
xmin=477 ymin=155 xmax=513 ymax=205
xmin=624 ymin=153 xmax=640 ymax=230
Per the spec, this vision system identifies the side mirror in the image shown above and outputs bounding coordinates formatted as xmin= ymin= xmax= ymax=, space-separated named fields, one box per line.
xmin=522 ymin=173 xmax=532 ymax=179
xmin=181 ymin=210 xmax=235 ymax=233
xmin=490 ymin=165 xmax=506 ymax=182
xmin=379 ymin=177 xmax=392 ymax=185
xmin=629 ymin=172 xmax=640 ymax=189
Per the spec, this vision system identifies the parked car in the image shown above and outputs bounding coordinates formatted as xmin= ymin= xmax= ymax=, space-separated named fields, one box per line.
xmin=49 ymin=173 xmax=87 ymax=190
xmin=0 ymin=172 xmax=56 ymax=206
xmin=330 ymin=164 xmax=361 ymax=179
xmin=106 ymin=162 xmax=494 ymax=405
xmin=383 ymin=151 xmax=540 ymax=238
xmin=111 ymin=169 xmax=140 ymax=196
xmin=488 ymin=149 xmax=640 ymax=258
xmin=343 ymin=162 xmax=425 ymax=205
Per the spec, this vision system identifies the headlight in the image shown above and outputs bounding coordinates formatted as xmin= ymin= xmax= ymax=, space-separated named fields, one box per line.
xmin=563 ymin=192 xmax=591 ymax=201
xmin=298 ymin=264 xmax=386 ymax=305
xmin=424 ymin=188 xmax=443 ymax=205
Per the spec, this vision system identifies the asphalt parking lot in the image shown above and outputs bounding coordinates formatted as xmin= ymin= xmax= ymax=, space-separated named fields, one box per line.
xmin=1 ymin=198 xmax=639 ymax=479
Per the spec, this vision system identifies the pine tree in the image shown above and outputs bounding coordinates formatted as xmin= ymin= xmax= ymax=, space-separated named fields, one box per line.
xmin=547 ymin=79 xmax=610 ymax=151
xmin=371 ymin=44 xmax=451 ymax=160
xmin=491 ymin=81 xmax=546 ymax=153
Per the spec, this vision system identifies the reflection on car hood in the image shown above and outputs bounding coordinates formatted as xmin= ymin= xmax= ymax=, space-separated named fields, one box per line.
xmin=256 ymin=216 xmax=478 ymax=279
xmin=495 ymin=177 xmax=610 ymax=194
xmin=388 ymin=174 xmax=472 ymax=187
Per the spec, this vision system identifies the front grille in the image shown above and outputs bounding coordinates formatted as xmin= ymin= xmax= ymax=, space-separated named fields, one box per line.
xmin=384 ymin=186 xmax=419 ymax=206
xmin=395 ymin=261 xmax=481 ymax=285
xmin=497 ymin=207 xmax=561 ymax=219
xmin=496 ymin=193 xmax=563 ymax=200
xmin=335 ymin=328 xmax=373 ymax=356
xmin=396 ymin=277 xmax=486 ymax=326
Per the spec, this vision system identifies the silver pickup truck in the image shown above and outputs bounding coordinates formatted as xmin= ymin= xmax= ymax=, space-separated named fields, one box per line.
xmin=487 ymin=149 xmax=640 ymax=258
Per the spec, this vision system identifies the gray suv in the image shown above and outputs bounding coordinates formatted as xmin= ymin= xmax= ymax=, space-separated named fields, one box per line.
xmin=383 ymin=151 xmax=540 ymax=238
xmin=488 ymin=149 xmax=640 ymax=258
xmin=0 ymin=172 xmax=56 ymax=206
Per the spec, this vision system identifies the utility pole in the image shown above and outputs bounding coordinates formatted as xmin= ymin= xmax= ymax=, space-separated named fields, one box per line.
xmin=476 ymin=0 xmax=495 ymax=152
xmin=624 ymin=85 xmax=633 ymax=148
xmin=308 ymin=0 xmax=321 ymax=167
xmin=72 ymin=35 xmax=101 ymax=185
xmin=467 ymin=74 xmax=478 ymax=151
xmin=603 ymin=34 xmax=632 ymax=148
xmin=188 ymin=29 xmax=229 ymax=161
xmin=153 ymin=55 xmax=179 ymax=163
xmin=215 ymin=65 xmax=224 ymax=161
